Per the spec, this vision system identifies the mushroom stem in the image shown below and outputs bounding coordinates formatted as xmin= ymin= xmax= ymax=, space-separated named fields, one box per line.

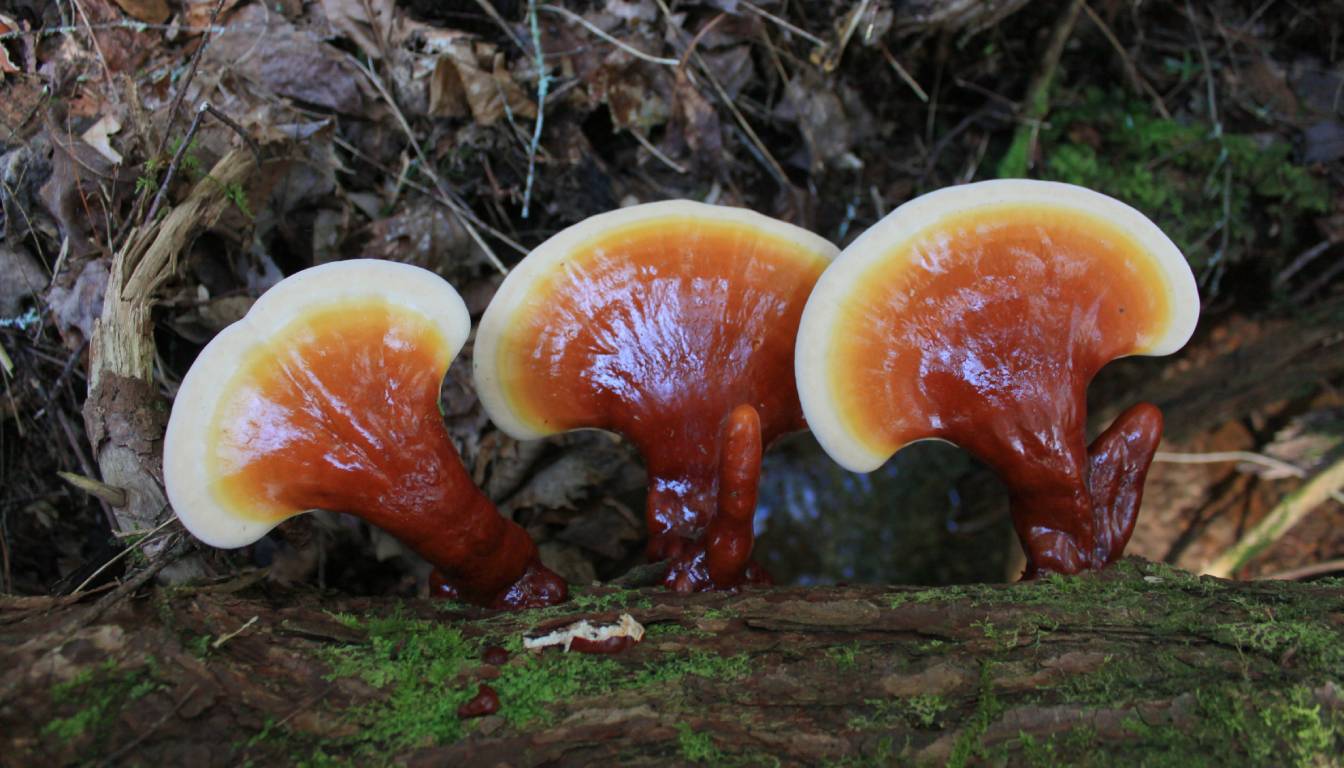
xmin=973 ymin=401 xmax=1164 ymax=578
xmin=641 ymin=405 xmax=772 ymax=592
xmin=1085 ymin=402 xmax=1163 ymax=569
xmin=706 ymin=404 xmax=763 ymax=588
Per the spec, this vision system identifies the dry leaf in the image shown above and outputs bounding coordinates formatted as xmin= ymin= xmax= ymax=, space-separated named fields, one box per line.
xmin=46 ymin=260 xmax=110 ymax=344
xmin=670 ymin=69 xmax=722 ymax=168
xmin=0 ymin=245 xmax=46 ymax=317
xmin=321 ymin=0 xmax=394 ymax=60
xmin=111 ymin=0 xmax=170 ymax=24
xmin=208 ymin=4 xmax=371 ymax=115
xmin=0 ymin=13 xmax=19 ymax=77
xmin=433 ymin=43 xmax=536 ymax=125
xmin=81 ymin=114 xmax=124 ymax=165
xmin=182 ymin=0 xmax=246 ymax=28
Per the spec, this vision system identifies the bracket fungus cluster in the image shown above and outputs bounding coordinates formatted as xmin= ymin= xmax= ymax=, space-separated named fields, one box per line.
xmin=796 ymin=180 xmax=1199 ymax=576
xmin=166 ymin=184 xmax=1197 ymax=601
xmin=164 ymin=260 xmax=566 ymax=608
xmin=474 ymin=201 xmax=837 ymax=591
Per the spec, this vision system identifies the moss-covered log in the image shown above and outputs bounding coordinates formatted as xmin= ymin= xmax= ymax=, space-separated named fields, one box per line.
xmin=3 ymin=560 xmax=1343 ymax=766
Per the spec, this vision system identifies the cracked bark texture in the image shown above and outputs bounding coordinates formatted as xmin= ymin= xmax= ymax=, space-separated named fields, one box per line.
xmin=3 ymin=559 xmax=1342 ymax=766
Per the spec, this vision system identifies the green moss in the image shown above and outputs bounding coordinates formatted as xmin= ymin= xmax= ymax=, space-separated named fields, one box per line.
xmin=633 ymin=649 xmax=752 ymax=687
xmin=42 ymin=658 xmax=162 ymax=745
xmin=294 ymin=608 xmax=757 ymax=761
xmin=945 ymin=664 xmax=1004 ymax=768
xmin=1014 ymin=87 xmax=1330 ymax=284
xmin=1214 ymin=616 xmax=1344 ymax=668
xmin=677 ymin=723 xmax=726 ymax=763
xmin=826 ymin=643 xmax=861 ymax=668
xmin=318 ymin=613 xmax=479 ymax=749
xmin=1117 ymin=684 xmax=1342 ymax=768
xmin=568 ymin=588 xmax=654 ymax=613
xmin=849 ymin=694 xmax=949 ymax=731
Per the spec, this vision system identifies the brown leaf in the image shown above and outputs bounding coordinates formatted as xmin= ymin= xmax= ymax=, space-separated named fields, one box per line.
xmin=110 ymin=0 xmax=170 ymax=24
xmin=603 ymin=65 xmax=669 ymax=130
xmin=357 ymin=199 xmax=474 ymax=273
xmin=669 ymin=69 xmax=722 ymax=169
xmin=76 ymin=0 xmax=156 ymax=73
xmin=775 ymin=71 xmax=866 ymax=173
xmin=0 ymin=13 xmax=19 ymax=76
xmin=435 ymin=44 xmax=536 ymax=126
xmin=207 ymin=4 xmax=371 ymax=115
xmin=0 ymin=245 xmax=46 ymax=317
xmin=182 ymin=0 xmax=247 ymax=28
xmin=46 ymin=260 xmax=109 ymax=346
xmin=38 ymin=135 xmax=129 ymax=260
xmin=320 ymin=0 xmax=394 ymax=60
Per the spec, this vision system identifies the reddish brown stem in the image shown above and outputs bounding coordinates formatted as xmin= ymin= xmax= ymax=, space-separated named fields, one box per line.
xmin=1011 ymin=403 xmax=1164 ymax=578
xmin=705 ymin=404 xmax=762 ymax=587
xmin=1085 ymin=402 xmax=1163 ymax=566
xmin=658 ymin=405 xmax=771 ymax=592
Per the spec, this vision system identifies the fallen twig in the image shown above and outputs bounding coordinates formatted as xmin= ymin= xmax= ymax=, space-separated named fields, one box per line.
xmin=522 ymin=0 xmax=549 ymax=219
xmin=69 ymin=517 xmax=178 ymax=596
xmin=351 ymin=56 xmax=513 ymax=274
xmin=1203 ymin=455 xmax=1344 ymax=578
xmin=539 ymin=4 xmax=679 ymax=67
xmin=994 ymin=0 xmax=1083 ymax=178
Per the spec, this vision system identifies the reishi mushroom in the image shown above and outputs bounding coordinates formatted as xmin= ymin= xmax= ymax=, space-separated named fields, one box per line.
xmin=795 ymin=180 xmax=1199 ymax=576
xmin=473 ymin=201 xmax=837 ymax=591
xmin=163 ymin=259 xmax=566 ymax=607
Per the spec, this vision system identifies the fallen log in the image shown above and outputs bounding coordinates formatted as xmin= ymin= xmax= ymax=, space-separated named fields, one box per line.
xmin=2 ymin=559 xmax=1341 ymax=766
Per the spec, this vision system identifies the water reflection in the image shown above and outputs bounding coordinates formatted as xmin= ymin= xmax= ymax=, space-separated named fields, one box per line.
xmin=753 ymin=434 xmax=1012 ymax=587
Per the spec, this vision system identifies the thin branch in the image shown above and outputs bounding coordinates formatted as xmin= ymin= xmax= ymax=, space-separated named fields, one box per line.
xmin=1079 ymin=1 xmax=1170 ymax=118
xmin=144 ymin=102 xmax=210 ymax=225
xmin=879 ymin=42 xmax=929 ymax=102
xmin=1203 ymin=455 xmax=1344 ymax=579
xmin=522 ymin=0 xmax=549 ymax=219
xmin=539 ymin=4 xmax=679 ymax=66
xmin=628 ymin=127 xmax=687 ymax=173
xmin=741 ymin=0 xmax=825 ymax=46
xmin=1261 ymin=558 xmax=1344 ymax=581
xmin=0 ymin=21 xmax=227 ymax=42
xmin=70 ymin=0 xmax=112 ymax=84
xmin=69 ymin=517 xmax=178 ymax=596
xmin=351 ymin=56 xmax=515 ymax=273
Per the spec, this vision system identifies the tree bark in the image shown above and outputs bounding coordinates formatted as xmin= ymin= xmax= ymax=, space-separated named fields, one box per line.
xmin=3 ymin=559 xmax=1341 ymax=766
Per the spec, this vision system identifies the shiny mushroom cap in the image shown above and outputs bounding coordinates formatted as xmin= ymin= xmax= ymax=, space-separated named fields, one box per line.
xmin=473 ymin=200 xmax=837 ymax=588
xmin=165 ymin=259 xmax=470 ymax=547
xmin=474 ymin=199 xmax=837 ymax=443
xmin=164 ymin=259 xmax=566 ymax=605
xmin=797 ymin=179 xmax=1198 ymax=474
xmin=795 ymin=180 xmax=1199 ymax=575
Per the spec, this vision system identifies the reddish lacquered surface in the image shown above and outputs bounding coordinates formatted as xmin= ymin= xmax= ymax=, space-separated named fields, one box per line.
xmin=495 ymin=218 xmax=830 ymax=589
xmin=210 ymin=302 xmax=565 ymax=606
xmin=832 ymin=205 xmax=1172 ymax=574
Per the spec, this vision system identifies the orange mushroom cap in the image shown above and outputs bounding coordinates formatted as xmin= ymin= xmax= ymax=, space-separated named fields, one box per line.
xmin=796 ymin=180 xmax=1199 ymax=575
xmin=474 ymin=201 xmax=837 ymax=590
xmin=164 ymin=259 xmax=566 ymax=607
